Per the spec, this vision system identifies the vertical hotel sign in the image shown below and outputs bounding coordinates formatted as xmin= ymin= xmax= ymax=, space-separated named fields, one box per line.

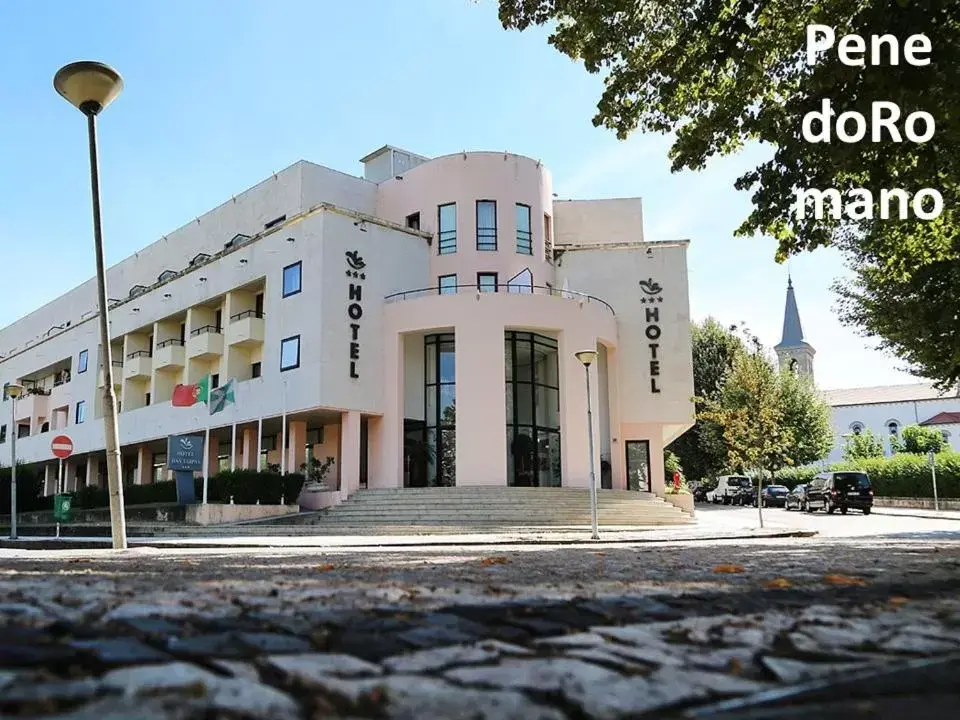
xmin=345 ymin=250 xmax=366 ymax=379
xmin=638 ymin=278 xmax=664 ymax=394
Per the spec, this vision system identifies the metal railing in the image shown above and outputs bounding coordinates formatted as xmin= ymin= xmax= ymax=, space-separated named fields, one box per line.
xmin=230 ymin=309 xmax=264 ymax=322
xmin=384 ymin=283 xmax=615 ymax=314
xmin=190 ymin=325 xmax=222 ymax=337
xmin=127 ymin=350 xmax=152 ymax=359
xmin=156 ymin=339 xmax=184 ymax=348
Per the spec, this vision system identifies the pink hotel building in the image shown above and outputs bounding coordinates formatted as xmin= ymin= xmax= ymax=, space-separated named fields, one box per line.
xmin=0 ymin=146 xmax=694 ymax=504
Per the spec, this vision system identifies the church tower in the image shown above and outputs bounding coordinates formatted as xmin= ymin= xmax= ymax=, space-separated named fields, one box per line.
xmin=775 ymin=276 xmax=815 ymax=381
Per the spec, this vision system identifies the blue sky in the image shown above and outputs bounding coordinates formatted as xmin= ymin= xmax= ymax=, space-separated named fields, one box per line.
xmin=0 ymin=0 xmax=920 ymax=390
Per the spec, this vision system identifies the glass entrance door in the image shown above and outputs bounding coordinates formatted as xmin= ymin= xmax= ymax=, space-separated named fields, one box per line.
xmin=625 ymin=440 xmax=651 ymax=492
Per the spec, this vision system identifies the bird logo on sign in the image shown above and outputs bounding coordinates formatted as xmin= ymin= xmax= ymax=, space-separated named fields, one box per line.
xmin=345 ymin=250 xmax=366 ymax=270
xmin=179 ymin=438 xmax=193 ymax=451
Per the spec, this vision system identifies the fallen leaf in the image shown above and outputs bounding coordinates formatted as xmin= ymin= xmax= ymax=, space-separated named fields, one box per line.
xmin=728 ymin=657 xmax=743 ymax=675
xmin=316 ymin=563 xmax=337 ymax=572
xmin=713 ymin=564 xmax=745 ymax=574
xmin=764 ymin=577 xmax=793 ymax=589
xmin=822 ymin=574 xmax=867 ymax=587
xmin=594 ymin=552 xmax=606 ymax=557
xmin=889 ymin=596 xmax=910 ymax=606
xmin=480 ymin=557 xmax=509 ymax=566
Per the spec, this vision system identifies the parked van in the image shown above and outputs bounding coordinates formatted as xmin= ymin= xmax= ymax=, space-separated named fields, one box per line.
xmin=807 ymin=471 xmax=874 ymax=515
xmin=706 ymin=475 xmax=753 ymax=505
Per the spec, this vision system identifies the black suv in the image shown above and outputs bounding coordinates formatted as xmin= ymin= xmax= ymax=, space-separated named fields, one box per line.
xmin=807 ymin=472 xmax=874 ymax=515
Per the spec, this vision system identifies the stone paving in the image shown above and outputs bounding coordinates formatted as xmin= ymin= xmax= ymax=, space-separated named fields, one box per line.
xmin=1 ymin=538 xmax=959 ymax=717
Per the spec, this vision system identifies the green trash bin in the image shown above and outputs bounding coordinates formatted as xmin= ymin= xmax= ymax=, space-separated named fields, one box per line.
xmin=54 ymin=493 xmax=73 ymax=523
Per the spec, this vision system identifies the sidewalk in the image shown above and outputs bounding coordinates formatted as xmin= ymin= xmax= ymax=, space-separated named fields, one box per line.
xmin=0 ymin=524 xmax=815 ymax=552
xmin=871 ymin=506 xmax=960 ymax=522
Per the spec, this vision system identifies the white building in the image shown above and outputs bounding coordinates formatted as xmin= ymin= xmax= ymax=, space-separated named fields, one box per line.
xmin=1 ymin=146 xmax=695 ymax=505
xmin=773 ymin=279 xmax=960 ymax=462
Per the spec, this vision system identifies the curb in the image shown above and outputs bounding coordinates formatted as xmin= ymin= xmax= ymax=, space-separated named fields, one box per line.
xmin=0 ymin=529 xmax=817 ymax=551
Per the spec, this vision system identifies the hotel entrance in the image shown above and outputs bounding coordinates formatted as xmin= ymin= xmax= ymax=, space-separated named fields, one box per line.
xmin=625 ymin=440 xmax=651 ymax=492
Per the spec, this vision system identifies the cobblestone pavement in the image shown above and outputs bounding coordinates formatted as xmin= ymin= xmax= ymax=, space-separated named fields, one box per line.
xmin=2 ymin=536 xmax=959 ymax=718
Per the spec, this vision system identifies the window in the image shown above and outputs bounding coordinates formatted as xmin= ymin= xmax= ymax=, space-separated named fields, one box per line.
xmin=941 ymin=430 xmax=951 ymax=443
xmin=283 ymin=261 xmax=302 ymax=298
xmin=189 ymin=253 xmax=211 ymax=267
xmin=477 ymin=273 xmax=498 ymax=293
xmin=145 ymin=392 xmax=151 ymax=406
xmin=252 ymin=362 xmax=262 ymax=378
xmin=180 ymin=323 xmax=186 ymax=344
xmin=158 ymin=270 xmax=177 ymax=283
xmin=850 ymin=422 xmax=864 ymax=435
xmin=264 ymin=215 xmax=286 ymax=230
xmin=417 ymin=334 xmax=456 ymax=487
xmin=215 ymin=309 xmax=223 ymax=331
xmin=438 ymin=203 xmax=456 ymax=254
xmin=516 ymin=204 xmax=532 ymax=254
xmin=17 ymin=424 xmax=29 ymax=439
xmin=75 ymin=401 xmax=86 ymax=424
xmin=255 ymin=293 xmax=264 ymax=317
xmin=0 ymin=425 xmax=5 ymax=443
xmin=544 ymin=213 xmax=554 ymax=263
xmin=476 ymin=200 xmax=497 ymax=250
xmin=438 ymin=274 xmax=457 ymax=296
xmin=78 ymin=349 xmax=89 ymax=374
xmin=152 ymin=453 xmax=167 ymax=483
xmin=212 ymin=374 xmax=220 ymax=389
xmin=887 ymin=421 xmax=900 ymax=436
xmin=507 ymin=268 xmax=533 ymax=294
xmin=406 ymin=212 xmax=420 ymax=230
xmin=281 ymin=335 xmax=301 ymax=371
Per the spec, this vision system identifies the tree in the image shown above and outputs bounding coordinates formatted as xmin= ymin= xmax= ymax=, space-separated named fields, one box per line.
xmin=893 ymin=424 xmax=947 ymax=454
xmin=498 ymin=0 xmax=960 ymax=388
xmin=778 ymin=365 xmax=835 ymax=467
xmin=842 ymin=429 xmax=885 ymax=461
xmin=668 ymin=318 xmax=748 ymax=482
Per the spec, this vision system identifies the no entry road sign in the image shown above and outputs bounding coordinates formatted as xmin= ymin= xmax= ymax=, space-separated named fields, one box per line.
xmin=51 ymin=435 xmax=74 ymax=459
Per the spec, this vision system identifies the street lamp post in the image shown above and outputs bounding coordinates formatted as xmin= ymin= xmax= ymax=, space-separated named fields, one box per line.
xmin=575 ymin=350 xmax=599 ymax=541
xmin=7 ymin=383 xmax=23 ymax=539
xmin=54 ymin=61 xmax=127 ymax=550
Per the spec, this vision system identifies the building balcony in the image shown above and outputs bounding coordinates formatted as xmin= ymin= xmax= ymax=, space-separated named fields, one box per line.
xmin=226 ymin=310 xmax=265 ymax=348
xmin=154 ymin=339 xmax=186 ymax=370
xmin=14 ymin=391 xmax=49 ymax=423
xmin=384 ymin=283 xmax=615 ymax=314
xmin=98 ymin=360 xmax=124 ymax=388
xmin=187 ymin=325 xmax=224 ymax=360
xmin=124 ymin=351 xmax=152 ymax=380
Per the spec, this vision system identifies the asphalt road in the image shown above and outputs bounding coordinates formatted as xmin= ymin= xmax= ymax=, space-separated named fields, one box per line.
xmin=695 ymin=502 xmax=960 ymax=539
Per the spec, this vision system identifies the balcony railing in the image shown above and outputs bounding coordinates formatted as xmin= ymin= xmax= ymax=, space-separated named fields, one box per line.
xmin=230 ymin=310 xmax=264 ymax=322
xmin=190 ymin=325 xmax=222 ymax=337
xmin=384 ymin=283 xmax=615 ymax=314
xmin=157 ymin=339 xmax=184 ymax=348
xmin=127 ymin=350 xmax=152 ymax=359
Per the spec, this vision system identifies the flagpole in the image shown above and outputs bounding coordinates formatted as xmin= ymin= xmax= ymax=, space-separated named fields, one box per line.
xmin=257 ymin=417 xmax=263 ymax=471
xmin=203 ymin=410 xmax=210 ymax=505
xmin=281 ymin=410 xmax=287 ymax=475
xmin=230 ymin=422 xmax=236 ymax=472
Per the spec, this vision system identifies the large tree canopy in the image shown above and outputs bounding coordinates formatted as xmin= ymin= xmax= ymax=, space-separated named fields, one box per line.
xmin=500 ymin=0 xmax=960 ymax=387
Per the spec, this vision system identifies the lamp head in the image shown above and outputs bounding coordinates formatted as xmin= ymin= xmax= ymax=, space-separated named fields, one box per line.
xmin=575 ymin=350 xmax=598 ymax=368
xmin=6 ymin=383 xmax=23 ymax=399
xmin=54 ymin=61 xmax=123 ymax=116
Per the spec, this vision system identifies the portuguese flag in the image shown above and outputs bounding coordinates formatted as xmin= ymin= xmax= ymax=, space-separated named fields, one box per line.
xmin=172 ymin=375 xmax=210 ymax=407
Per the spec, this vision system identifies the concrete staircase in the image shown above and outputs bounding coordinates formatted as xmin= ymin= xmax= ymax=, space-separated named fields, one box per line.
xmin=296 ymin=487 xmax=693 ymax=531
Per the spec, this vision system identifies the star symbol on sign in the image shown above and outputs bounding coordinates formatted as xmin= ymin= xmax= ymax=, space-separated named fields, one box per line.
xmin=345 ymin=270 xmax=352 ymax=277
xmin=640 ymin=297 xmax=647 ymax=304
xmin=658 ymin=297 xmax=664 ymax=303
xmin=359 ymin=273 xmax=366 ymax=280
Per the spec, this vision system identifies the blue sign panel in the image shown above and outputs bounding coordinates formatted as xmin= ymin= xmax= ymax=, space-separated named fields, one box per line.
xmin=167 ymin=434 xmax=205 ymax=472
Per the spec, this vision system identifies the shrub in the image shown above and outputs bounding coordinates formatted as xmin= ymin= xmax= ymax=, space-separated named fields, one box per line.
xmin=0 ymin=465 xmax=47 ymax=513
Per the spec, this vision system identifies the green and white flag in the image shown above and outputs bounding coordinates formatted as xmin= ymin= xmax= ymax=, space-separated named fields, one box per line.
xmin=209 ymin=377 xmax=236 ymax=415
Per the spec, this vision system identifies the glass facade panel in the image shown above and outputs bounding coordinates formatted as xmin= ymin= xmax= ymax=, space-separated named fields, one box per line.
xmin=505 ymin=331 xmax=561 ymax=487
xmin=439 ymin=274 xmax=457 ymax=295
xmin=476 ymin=200 xmax=497 ymax=250
xmin=438 ymin=204 xmax=457 ymax=254
xmin=424 ymin=334 xmax=456 ymax=487
xmin=516 ymin=204 xmax=532 ymax=255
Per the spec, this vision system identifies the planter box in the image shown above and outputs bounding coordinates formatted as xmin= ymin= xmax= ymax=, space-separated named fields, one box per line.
xmin=663 ymin=493 xmax=695 ymax=516
xmin=186 ymin=504 xmax=299 ymax=526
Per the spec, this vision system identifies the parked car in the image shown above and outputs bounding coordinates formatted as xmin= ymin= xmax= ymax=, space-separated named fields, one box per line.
xmin=785 ymin=484 xmax=810 ymax=512
xmin=693 ymin=483 xmax=712 ymax=503
xmin=806 ymin=471 xmax=874 ymax=515
xmin=755 ymin=485 xmax=789 ymax=508
xmin=734 ymin=483 xmax=757 ymax=506
xmin=706 ymin=475 xmax=753 ymax=505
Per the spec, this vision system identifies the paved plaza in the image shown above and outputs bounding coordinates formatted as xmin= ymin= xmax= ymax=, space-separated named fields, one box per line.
xmin=2 ymin=505 xmax=960 ymax=718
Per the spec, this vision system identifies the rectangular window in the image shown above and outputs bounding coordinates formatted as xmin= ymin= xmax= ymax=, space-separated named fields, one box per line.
xmin=477 ymin=273 xmax=498 ymax=293
xmin=438 ymin=274 xmax=457 ymax=296
xmin=255 ymin=293 xmax=264 ymax=317
xmin=215 ymin=309 xmax=223 ymax=331
xmin=476 ymin=200 xmax=497 ymax=251
xmin=438 ymin=203 xmax=456 ymax=254
xmin=516 ymin=204 xmax=532 ymax=255
xmin=212 ymin=373 xmax=220 ymax=389
xmin=264 ymin=214 xmax=286 ymax=230
xmin=180 ymin=323 xmax=186 ymax=344
xmin=75 ymin=401 xmax=86 ymax=425
xmin=544 ymin=213 xmax=554 ymax=263
xmin=406 ymin=212 xmax=420 ymax=230
xmin=0 ymin=425 xmax=6 ymax=443
xmin=78 ymin=349 xmax=89 ymax=374
xmin=145 ymin=392 xmax=151 ymax=406
xmin=282 ymin=261 xmax=302 ymax=298
xmin=281 ymin=335 xmax=301 ymax=371
xmin=251 ymin=361 xmax=262 ymax=378
xmin=18 ymin=424 xmax=29 ymax=439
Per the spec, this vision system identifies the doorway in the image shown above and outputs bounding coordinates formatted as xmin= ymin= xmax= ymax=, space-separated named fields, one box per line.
xmin=625 ymin=440 xmax=651 ymax=492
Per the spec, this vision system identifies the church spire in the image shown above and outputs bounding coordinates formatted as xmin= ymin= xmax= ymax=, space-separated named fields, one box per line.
xmin=775 ymin=275 xmax=815 ymax=380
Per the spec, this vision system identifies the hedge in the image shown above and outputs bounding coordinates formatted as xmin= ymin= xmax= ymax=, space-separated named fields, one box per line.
xmin=759 ymin=451 xmax=960 ymax=498
xmin=4 ymin=469 xmax=306 ymax=513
